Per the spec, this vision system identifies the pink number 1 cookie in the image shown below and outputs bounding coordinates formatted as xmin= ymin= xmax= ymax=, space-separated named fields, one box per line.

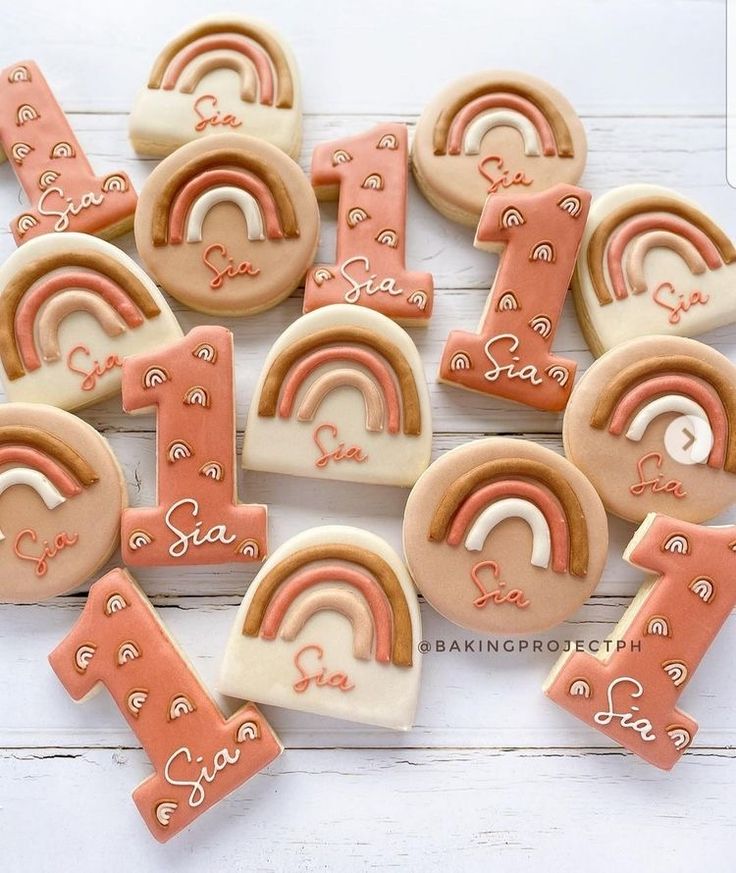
xmin=49 ymin=568 xmax=282 ymax=841
xmin=0 ymin=61 xmax=137 ymax=244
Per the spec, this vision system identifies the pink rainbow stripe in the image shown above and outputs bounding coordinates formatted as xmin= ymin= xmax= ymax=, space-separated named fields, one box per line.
xmin=607 ymin=213 xmax=723 ymax=300
xmin=0 ymin=446 xmax=81 ymax=496
xmin=446 ymin=92 xmax=556 ymax=156
xmin=16 ymin=272 xmax=144 ymax=372
xmin=447 ymin=480 xmax=569 ymax=574
xmin=168 ymin=168 xmax=283 ymax=245
xmin=277 ymin=346 xmax=401 ymax=435
xmin=161 ymin=35 xmax=275 ymax=105
xmin=608 ymin=374 xmax=727 ymax=469
xmin=260 ymin=565 xmax=393 ymax=664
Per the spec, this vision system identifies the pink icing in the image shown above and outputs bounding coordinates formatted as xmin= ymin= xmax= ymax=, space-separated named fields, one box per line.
xmin=0 ymin=445 xmax=81 ymax=496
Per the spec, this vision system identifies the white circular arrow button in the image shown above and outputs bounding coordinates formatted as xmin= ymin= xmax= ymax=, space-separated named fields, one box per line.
xmin=664 ymin=415 xmax=713 ymax=465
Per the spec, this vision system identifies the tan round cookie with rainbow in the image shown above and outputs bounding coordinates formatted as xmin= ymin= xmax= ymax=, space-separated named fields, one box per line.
xmin=411 ymin=70 xmax=587 ymax=226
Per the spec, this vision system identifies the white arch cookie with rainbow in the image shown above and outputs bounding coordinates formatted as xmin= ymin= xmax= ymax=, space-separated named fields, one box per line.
xmin=0 ymin=233 xmax=182 ymax=411
xmin=563 ymin=336 xmax=736 ymax=523
xmin=403 ymin=438 xmax=608 ymax=634
xmin=0 ymin=403 xmax=125 ymax=603
xmin=129 ymin=16 xmax=301 ymax=159
xmin=219 ymin=526 xmax=422 ymax=731
xmin=572 ymin=184 xmax=736 ymax=356
xmin=135 ymin=133 xmax=318 ymax=316
xmin=412 ymin=71 xmax=587 ymax=226
xmin=243 ymin=305 xmax=431 ymax=486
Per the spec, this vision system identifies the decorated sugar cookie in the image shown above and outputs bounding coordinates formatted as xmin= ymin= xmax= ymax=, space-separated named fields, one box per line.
xmin=545 ymin=513 xmax=736 ymax=770
xmin=403 ymin=438 xmax=607 ymax=634
xmin=121 ymin=326 xmax=268 ymax=566
xmin=572 ymin=185 xmax=736 ymax=356
xmin=0 ymin=403 xmax=125 ymax=603
xmin=303 ymin=123 xmax=434 ymax=322
xmin=134 ymin=133 xmax=319 ymax=316
xmin=439 ymin=183 xmax=590 ymax=411
xmin=49 ymin=568 xmax=282 ymax=841
xmin=412 ymin=71 xmax=587 ymax=226
xmin=129 ymin=15 xmax=301 ymax=159
xmin=563 ymin=336 xmax=736 ymax=523
xmin=0 ymin=61 xmax=137 ymax=244
xmin=219 ymin=526 xmax=422 ymax=730
xmin=243 ymin=305 xmax=431 ymax=486
xmin=0 ymin=233 xmax=182 ymax=411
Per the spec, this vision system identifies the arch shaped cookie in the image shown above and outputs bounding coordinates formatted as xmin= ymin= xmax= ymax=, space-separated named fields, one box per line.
xmin=563 ymin=335 xmax=736 ymax=523
xmin=411 ymin=71 xmax=587 ymax=226
xmin=572 ymin=184 xmax=736 ymax=356
xmin=0 ymin=233 xmax=182 ymax=411
xmin=134 ymin=133 xmax=318 ymax=315
xmin=243 ymin=304 xmax=432 ymax=486
xmin=219 ymin=525 xmax=422 ymax=730
xmin=129 ymin=15 xmax=301 ymax=159
xmin=0 ymin=403 xmax=125 ymax=603
xmin=403 ymin=437 xmax=607 ymax=634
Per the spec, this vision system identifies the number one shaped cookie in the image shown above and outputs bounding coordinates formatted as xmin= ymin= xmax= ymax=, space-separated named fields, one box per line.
xmin=439 ymin=183 xmax=590 ymax=411
xmin=303 ymin=124 xmax=434 ymax=322
xmin=544 ymin=512 xmax=736 ymax=769
xmin=49 ymin=568 xmax=282 ymax=841
xmin=0 ymin=62 xmax=137 ymax=244
xmin=121 ymin=326 xmax=268 ymax=565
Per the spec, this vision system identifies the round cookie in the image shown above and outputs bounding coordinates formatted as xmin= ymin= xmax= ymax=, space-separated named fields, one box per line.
xmin=411 ymin=71 xmax=587 ymax=227
xmin=134 ymin=133 xmax=319 ymax=316
xmin=403 ymin=437 xmax=607 ymax=634
xmin=572 ymin=184 xmax=736 ymax=356
xmin=129 ymin=15 xmax=302 ymax=159
xmin=563 ymin=336 xmax=736 ymax=523
xmin=0 ymin=403 xmax=126 ymax=603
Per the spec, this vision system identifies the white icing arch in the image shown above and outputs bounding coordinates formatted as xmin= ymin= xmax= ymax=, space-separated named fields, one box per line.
xmin=625 ymin=394 xmax=711 ymax=442
xmin=185 ymin=186 xmax=266 ymax=243
xmin=0 ymin=467 xmax=66 ymax=542
xmin=463 ymin=109 xmax=542 ymax=157
xmin=464 ymin=496 xmax=551 ymax=569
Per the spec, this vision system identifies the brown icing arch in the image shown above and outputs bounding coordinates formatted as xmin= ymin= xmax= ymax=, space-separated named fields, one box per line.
xmin=152 ymin=149 xmax=299 ymax=246
xmin=433 ymin=78 xmax=574 ymax=157
xmin=589 ymin=355 xmax=736 ymax=473
xmin=257 ymin=326 xmax=422 ymax=436
xmin=0 ymin=253 xmax=162 ymax=381
xmin=428 ymin=457 xmax=588 ymax=577
xmin=147 ymin=18 xmax=295 ymax=109
xmin=588 ymin=197 xmax=736 ymax=305
xmin=0 ymin=425 xmax=99 ymax=485
xmin=242 ymin=543 xmax=414 ymax=667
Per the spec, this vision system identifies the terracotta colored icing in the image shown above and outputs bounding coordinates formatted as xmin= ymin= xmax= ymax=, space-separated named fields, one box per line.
xmin=120 ymin=326 xmax=268 ymax=566
xmin=626 ymin=231 xmax=708 ymax=294
xmin=630 ymin=452 xmax=687 ymax=500
xmin=259 ymin=564 xmax=393 ymax=664
xmin=607 ymin=214 xmax=721 ymax=300
xmin=446 ymin=479 xmax=569 ymax=573
xmin=296 ymin=368 xmax=385 ymax=433
xmin=0 ymin=404 xmax=124 ymax=603
xmin=148 ymin=19 xmax=294 ymax=108
xmin=312 ymin=423 xmax=368 ymax=468
xmin=438 ymin=184 xmax=590 ymax=411
xmin=0 ymin=61 xmax=136 ymax=244
xmin=544 ymin=513 xmax=736 ymax=770
xmin=219 ymin=526 xmax=422 ymax=731
xmin=446 ymin=93 xmax=556 ymax=156
xmin=277 ymin=345 xmax=401 ymax=435
xmin=48 ymin=568 xmax=282 ymax=841
xmin=303 ymin=123 xmax=434 ymax=322
xmin=37 ymin=290 xmax=126 ymax=363
xmin=403 ymin=438 xmax=607 ymax=635
xmin=242 ymin=542 xmax=412 ymax=667
xmin=589 ymin=356 xmax=736 ymax=473
xmin=168 ymin=168 xmax=284 ymax=243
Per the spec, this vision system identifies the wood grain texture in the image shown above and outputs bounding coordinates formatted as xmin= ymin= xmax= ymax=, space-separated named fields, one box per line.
xmin=0 ymin=0 xmax=733 ymax=869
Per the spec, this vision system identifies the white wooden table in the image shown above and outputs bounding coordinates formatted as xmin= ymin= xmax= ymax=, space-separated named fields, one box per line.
xmin=2 ymin=1 xmax=734 ymax=869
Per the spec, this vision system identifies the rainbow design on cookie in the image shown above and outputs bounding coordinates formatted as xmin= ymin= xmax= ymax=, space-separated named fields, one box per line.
xmin=129 ymin=16 xmax=301 ymax=158
xmin=219 ymin=526 xmax=422 ymax=730
xmin=244 ymin=305 xmax=431 ymax=486
xmin=0 ymin=234 xmax=182 ymax=411
xmin=573 ymin=185 xmax=736 ymax=355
